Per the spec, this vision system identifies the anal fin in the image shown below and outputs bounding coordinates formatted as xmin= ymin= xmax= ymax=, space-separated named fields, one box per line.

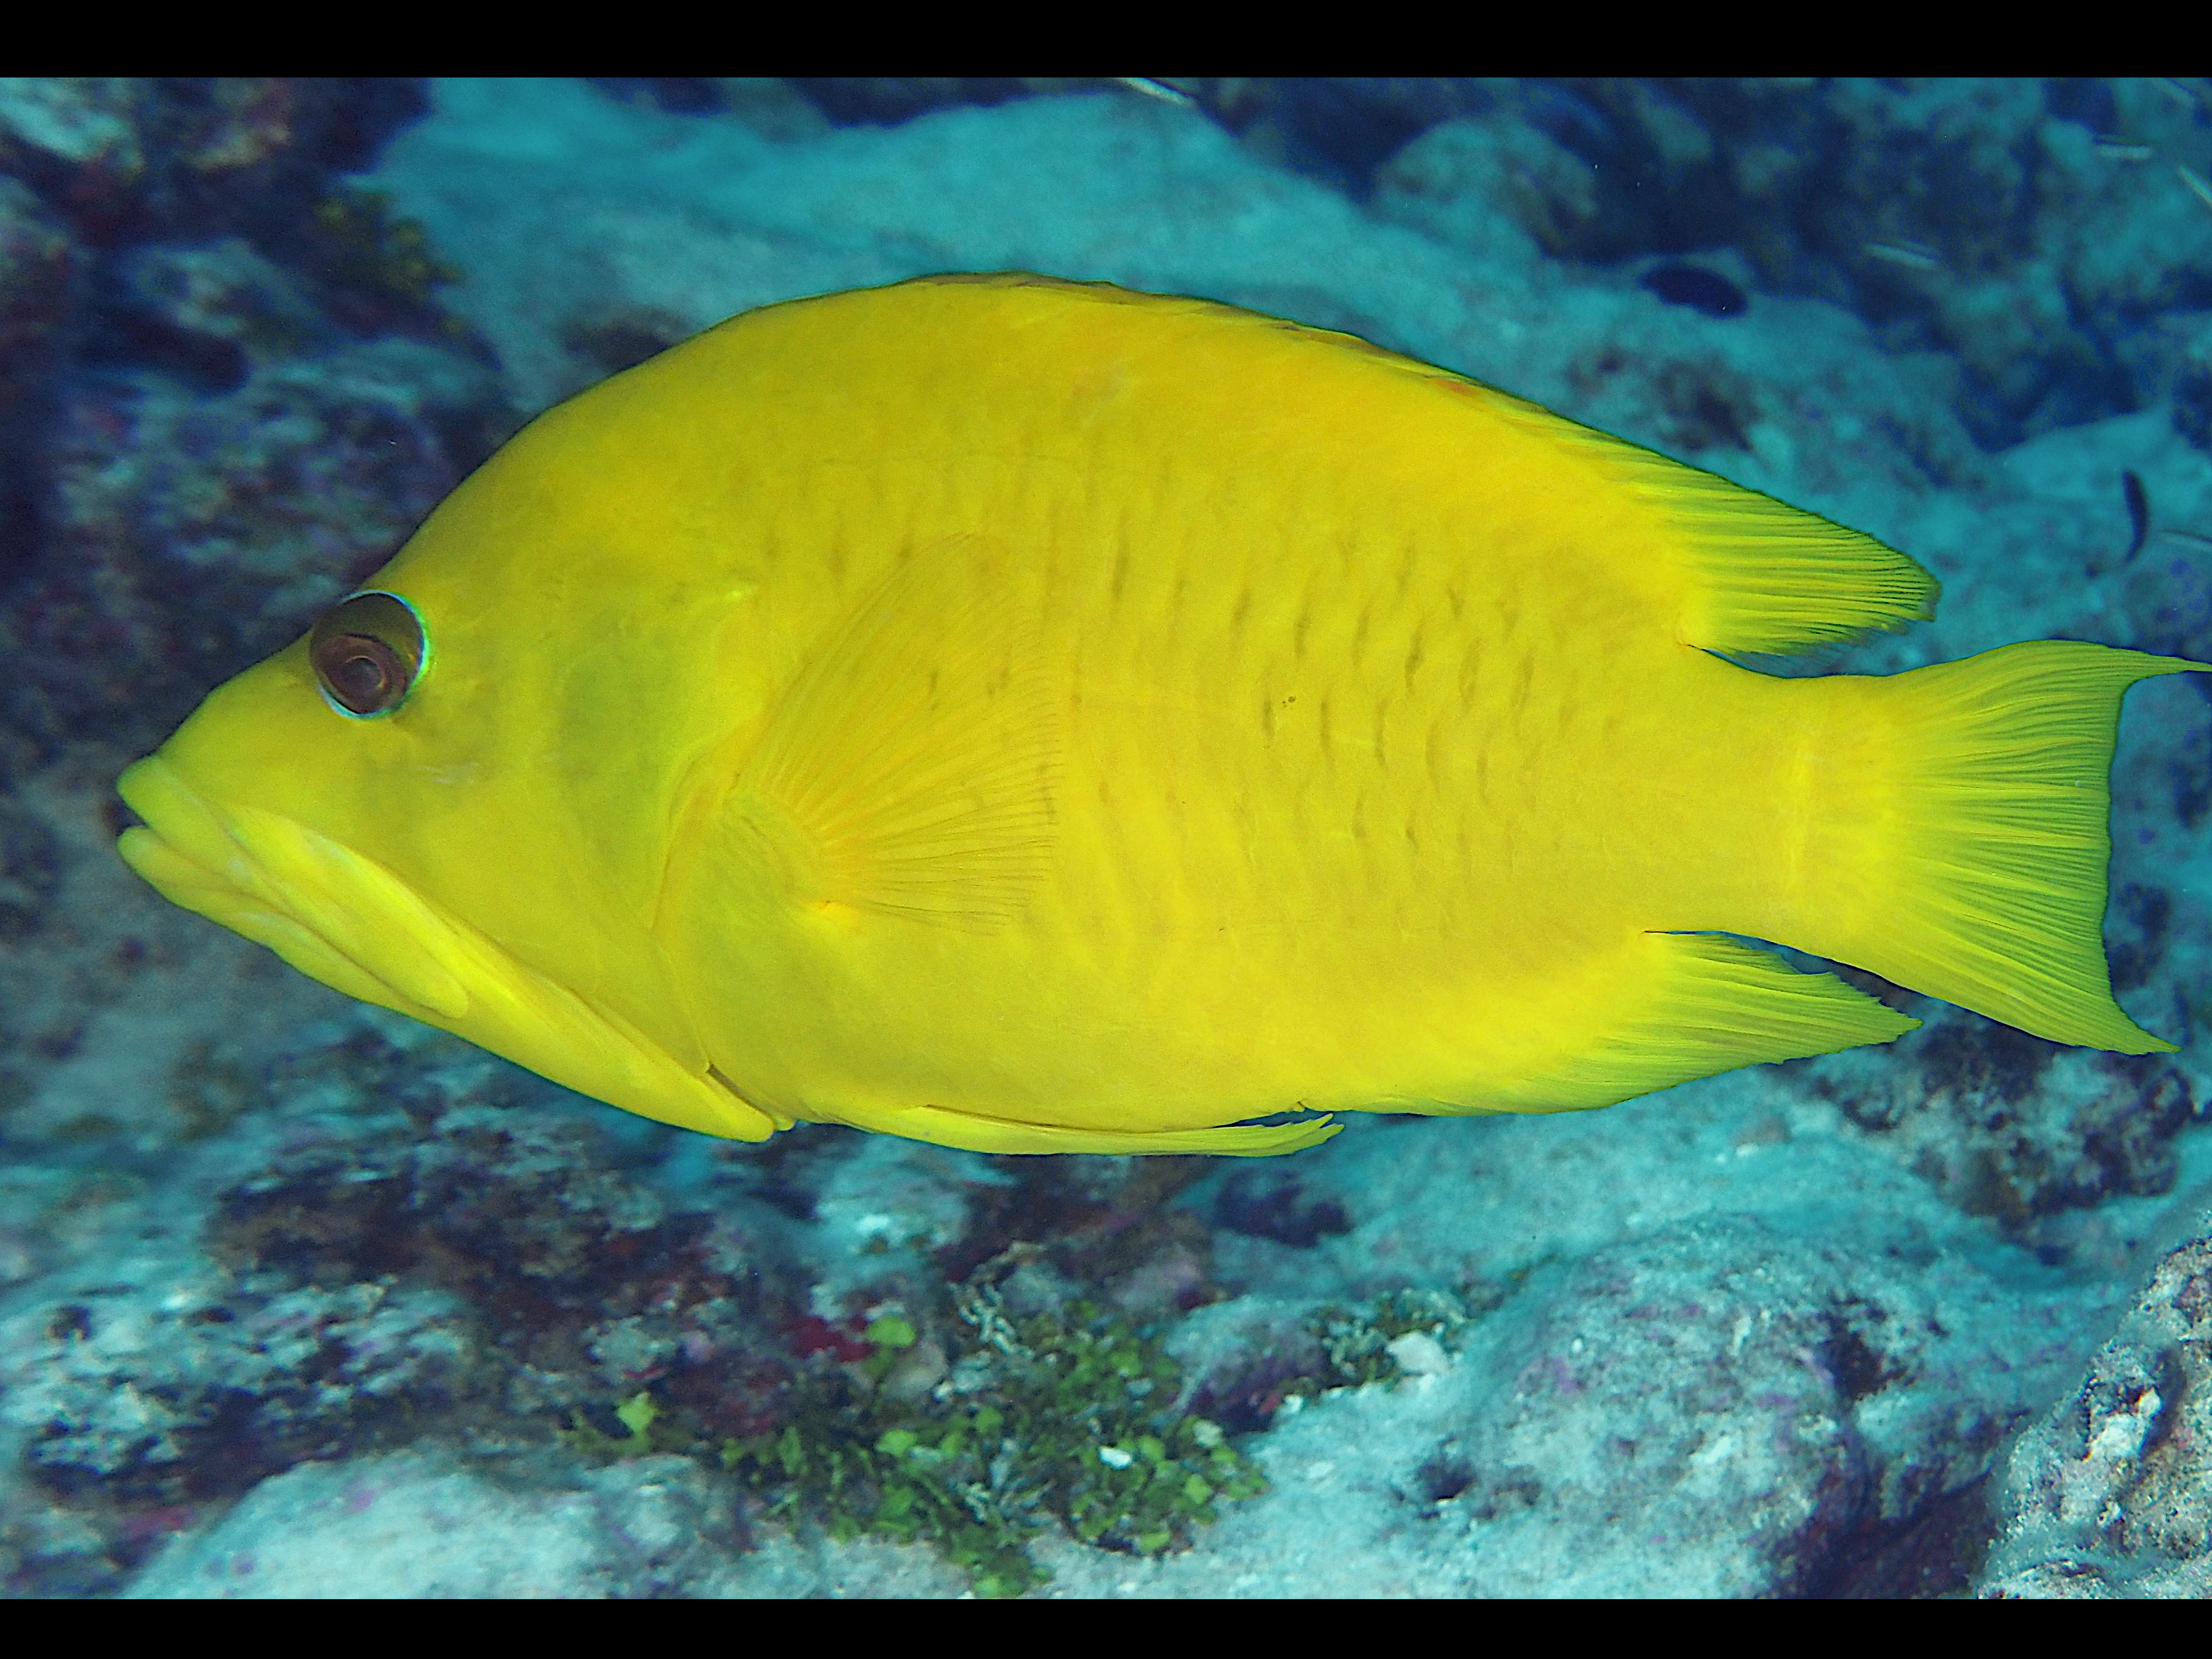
xmin=1475 ymin=932 xmax=1918 ymax=1114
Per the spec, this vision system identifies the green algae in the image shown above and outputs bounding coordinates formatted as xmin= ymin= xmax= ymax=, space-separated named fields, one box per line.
xmin=719 ymin=1286 xmax=1267 ymax=1598
xmin=558 ymin=1285 xmax=1496 ymax=1594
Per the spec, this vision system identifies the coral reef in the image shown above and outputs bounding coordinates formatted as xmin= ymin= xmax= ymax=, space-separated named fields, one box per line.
xmin=1980 ymin=1225 xmax=2212 ymax=1595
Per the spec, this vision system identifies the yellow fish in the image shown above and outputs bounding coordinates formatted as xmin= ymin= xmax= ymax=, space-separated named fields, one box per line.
xmin=115 ymin=275 xmax=2206 ymax=1157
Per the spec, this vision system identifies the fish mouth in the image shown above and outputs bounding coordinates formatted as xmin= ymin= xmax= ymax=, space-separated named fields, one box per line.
xmin=114 ymin=754 xmax=780 ymax=1142
xmin=115 ymin=753 xmax=476 ymax=1021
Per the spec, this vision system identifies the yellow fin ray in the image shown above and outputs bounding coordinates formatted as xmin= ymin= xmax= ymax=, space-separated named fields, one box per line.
xmin=1460 ymin=383 xmax=1940 ymax=655
xmin=736 ymin=534 xmax=1064 ymax=930
xmin=1469 ymin=932 xmax=1918 ymax=1114
xmin=1812 ymin=641 xmax=2209 ymax=1052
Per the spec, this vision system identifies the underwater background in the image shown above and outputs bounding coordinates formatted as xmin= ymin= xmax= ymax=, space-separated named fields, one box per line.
xmin=1 ymin=76 xmax=2210 ymax=1598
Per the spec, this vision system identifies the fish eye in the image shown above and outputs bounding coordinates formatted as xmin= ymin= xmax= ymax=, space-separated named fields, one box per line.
xmin=309 ymin=591 xmax=428 ymax=718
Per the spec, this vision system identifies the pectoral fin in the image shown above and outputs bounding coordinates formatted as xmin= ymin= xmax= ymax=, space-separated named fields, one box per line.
xmin=733 ymin=534 xmax=1065 ymax=931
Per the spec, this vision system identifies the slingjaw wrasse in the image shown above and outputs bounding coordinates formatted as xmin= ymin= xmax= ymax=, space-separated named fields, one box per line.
xmin=115 ymin=275 xmax=2207 ymax=1156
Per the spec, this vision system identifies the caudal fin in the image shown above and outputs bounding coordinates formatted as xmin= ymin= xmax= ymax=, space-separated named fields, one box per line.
xmin=1804 ymin=640 xmax=2205 ymax=1053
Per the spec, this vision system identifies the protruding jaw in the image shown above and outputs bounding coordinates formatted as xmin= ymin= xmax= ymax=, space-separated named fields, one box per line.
xmin=115 ymin=753 xmax=779 ymax=1142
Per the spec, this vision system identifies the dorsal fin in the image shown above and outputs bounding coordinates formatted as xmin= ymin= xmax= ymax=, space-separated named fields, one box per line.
xmin=1446 ymin=382 xmax=1940 ymax=655
xmin=901 ymin=276 xmax=1938 ymax=657
xmin=1468 ymin=383 xmax=1937 ymax=655
xmin=902 ymin=275 xmax=1937 ymax=657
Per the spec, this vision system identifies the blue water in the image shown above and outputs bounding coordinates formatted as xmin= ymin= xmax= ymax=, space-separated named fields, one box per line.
xmin=2 ymin=77 xmax=2209 ymax=1598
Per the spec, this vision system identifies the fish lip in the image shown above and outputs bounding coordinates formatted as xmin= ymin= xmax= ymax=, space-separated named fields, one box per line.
xmin=114 ymin=753 xmax=468 ymax=1021
xmin=116 ymin=757 xmax=780 ymax=1143
xmin=114 ymin=753 xmax=276 ymax=933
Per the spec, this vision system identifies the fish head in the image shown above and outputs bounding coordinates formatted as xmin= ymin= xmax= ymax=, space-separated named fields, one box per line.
xmin=112 ymin=379 xmax=780 ymax=1142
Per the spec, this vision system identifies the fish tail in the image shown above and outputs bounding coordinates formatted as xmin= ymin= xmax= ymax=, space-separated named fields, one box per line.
xmin=1795 ymin=641 xmax=2207 ymax=1052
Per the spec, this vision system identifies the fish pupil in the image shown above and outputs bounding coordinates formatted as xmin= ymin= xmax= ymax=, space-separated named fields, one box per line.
xmin=319 ymin=634 xmax=402 ymax=713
